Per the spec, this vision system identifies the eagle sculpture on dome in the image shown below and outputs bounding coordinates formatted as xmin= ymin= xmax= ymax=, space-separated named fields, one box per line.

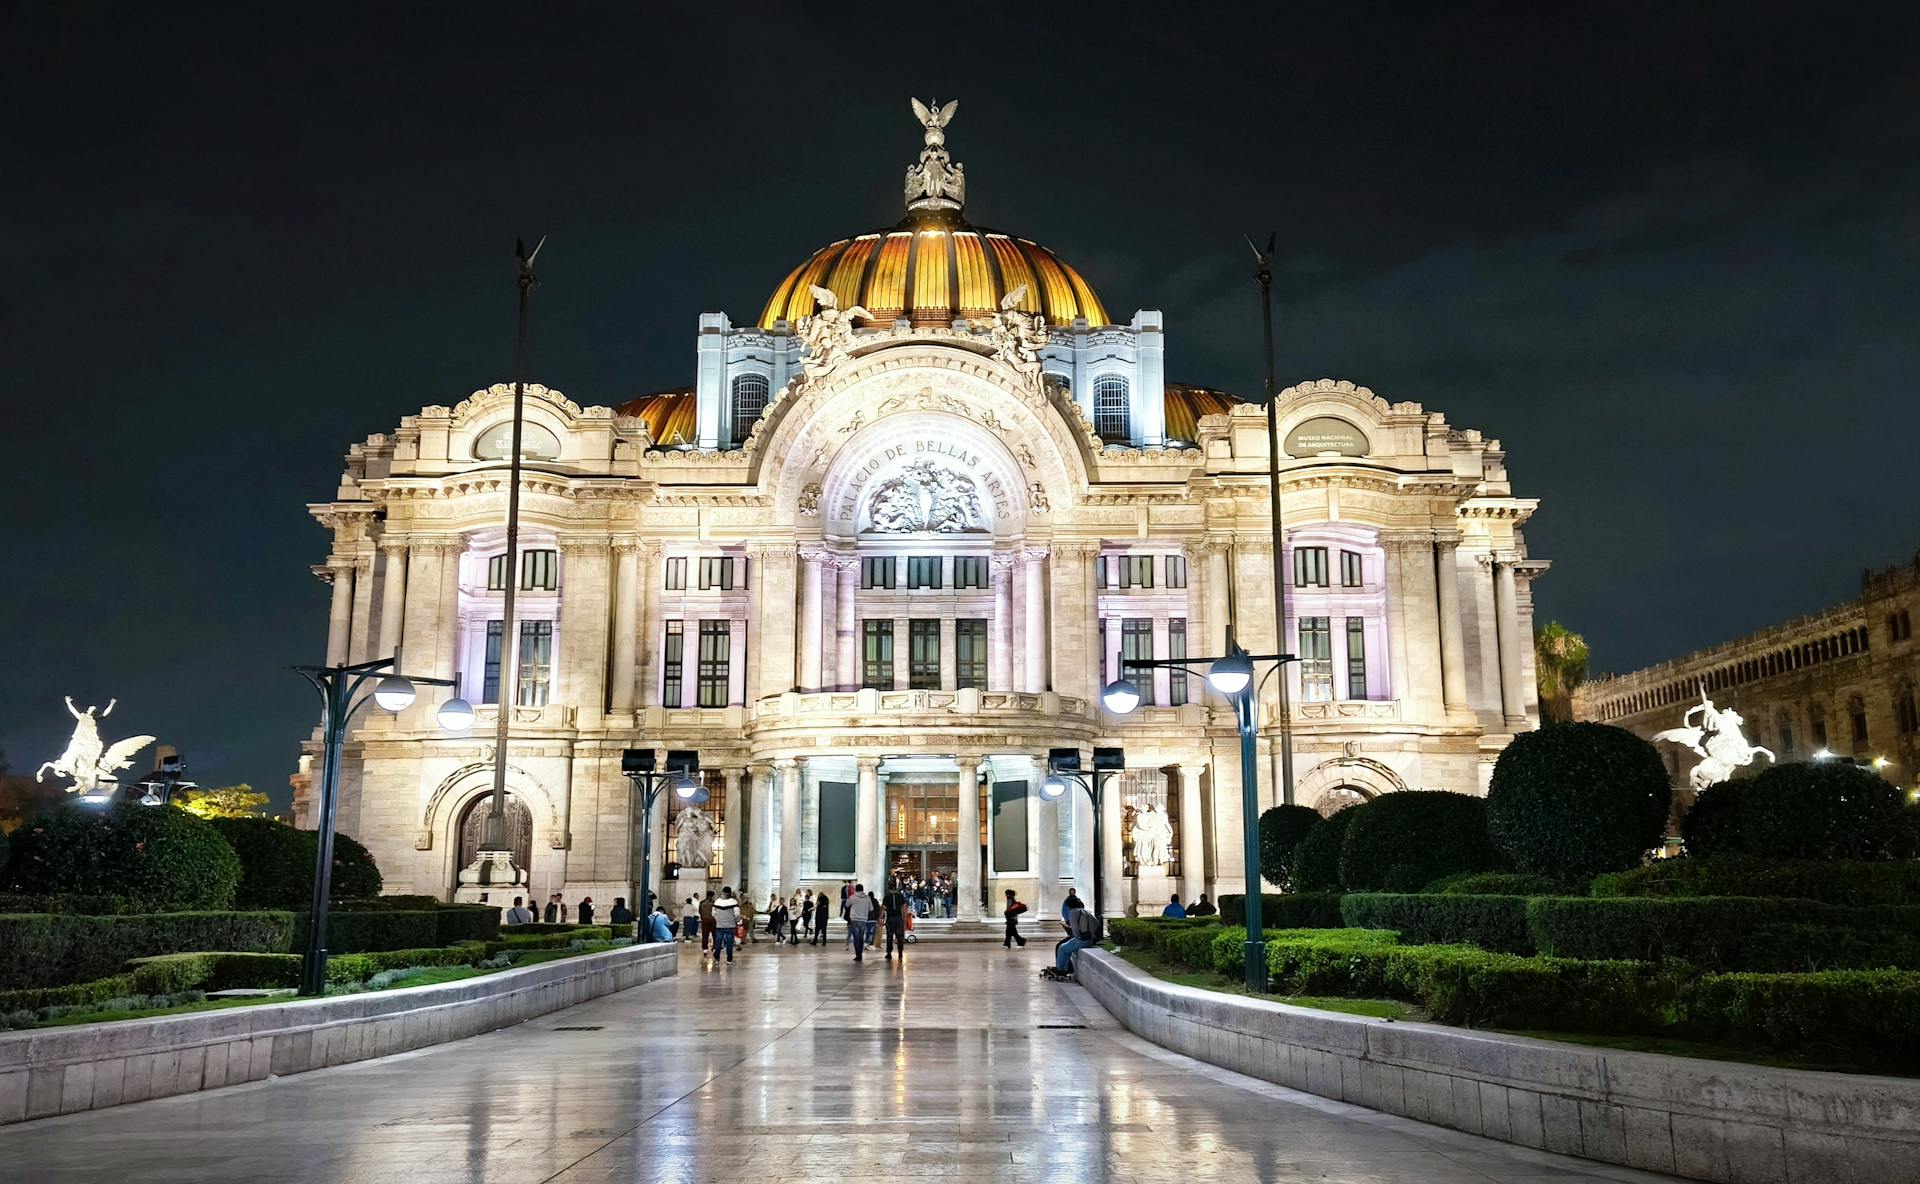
xmin=795 ymin=284 xmax=872 ymax=381
xmin=905 ymin=97 xmax=966 ymax=211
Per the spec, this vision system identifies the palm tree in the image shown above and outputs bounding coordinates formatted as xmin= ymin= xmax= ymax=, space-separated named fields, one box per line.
xmin=1534 ymin=620 xmax=1590 ymax=723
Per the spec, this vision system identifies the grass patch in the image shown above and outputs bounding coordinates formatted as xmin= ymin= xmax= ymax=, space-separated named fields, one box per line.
xmin=40 ymin=996 xmax=272 ymax=1027
xmin=1112 ymin=943 xmax=1407 ymax=1019
xmin=1497 ymin=1027 xmax=1906 ymax=1076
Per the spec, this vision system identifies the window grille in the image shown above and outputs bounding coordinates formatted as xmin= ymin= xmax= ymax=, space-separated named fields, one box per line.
xmin=1345 ymin=617 xmax=1367 ymax=700
xmin=482 ymin=621 xmax=504 ymax=703
xmin=1121 ymin=619 xmax=1155 ymax=705
xmin=909 ymin=619 xmax=941 ymax=688
xmin=729 ymin=374 xmax=769 ymax=444
xmin=956 ymin=619 xmax=987 ymax=689
xmin=1299 ymin=616 xmax=1332 ymax=702
xmin=662 ymin=621 xmax=684 ymax=708
xmin=516 ymin=621 xmax=553 ymax=706
xmin=862 ymin=620 xmax=895 ymax=689
xmin=697 ymin=620 xmax=730 ymax=707
xmin=1093 ymin=375 xmax=1130 ymax=440
xmin=1168 ymin=618 xmax=1188 ymax=706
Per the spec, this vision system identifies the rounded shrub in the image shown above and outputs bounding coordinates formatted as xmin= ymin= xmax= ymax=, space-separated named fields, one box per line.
xmin=1339 ymin=791 xmax=1504 ymax=892
xmin=210 ymin=817 xmax=383 ymax=909
xmin=1258 ymin=804 xmax=1322 ymax=890
xmin=1687 ymin=761 xmax=1920 ymax=861
xmin=3 ymin=801 xmax=241 ymax=910
xmin=1425 ymin=871 xmax=1567 ymax=896
xmin=1487 ymin=722 xmax=1672 ymax=880
xmin=1292 ymin=806 xmax=1360 ymax=892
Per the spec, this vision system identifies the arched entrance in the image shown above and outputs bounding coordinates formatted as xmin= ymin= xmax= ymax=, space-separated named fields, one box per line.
xmin=455 ymin=793 xmax=533 ymax=893
xmin=1314 ymin=784 xmax=1372 ymax=817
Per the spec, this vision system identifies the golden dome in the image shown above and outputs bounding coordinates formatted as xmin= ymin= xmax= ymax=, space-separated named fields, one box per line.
xmin=619 ymin=386 xmax=696 ymax=445
xmin=759 ymin=209 xmax=1110 ymax=331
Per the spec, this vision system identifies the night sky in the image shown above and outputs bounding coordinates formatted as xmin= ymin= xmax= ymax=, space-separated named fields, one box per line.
xmin=8 ymin=4 xmax=1918 ymax=809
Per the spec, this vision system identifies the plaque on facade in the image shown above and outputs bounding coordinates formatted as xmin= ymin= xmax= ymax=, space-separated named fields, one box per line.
xmin=1284 ymin=416 xmax=1369 ymax=457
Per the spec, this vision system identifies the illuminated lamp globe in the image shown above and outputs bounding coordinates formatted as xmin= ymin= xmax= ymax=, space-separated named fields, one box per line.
xmin=671 ymin=774 xmax=706 ymax=801
xmin=1042 ymin=774 xmax=1068 ymax=798
xmin=1206 ymin=653 xmax=1254 ymax=696
xmin=437 ymin=697 xmax=475 ymax=731
xmin=373 ymin=675 xmax=417 ymax=712
xmin=1102 ymin=679 xmax=1142 ymax=715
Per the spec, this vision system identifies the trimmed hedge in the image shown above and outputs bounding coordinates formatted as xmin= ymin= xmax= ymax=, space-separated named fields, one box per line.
xmin=1339 ymin=792 xmax=1504 ymax=892
xmin=210 ymin=818 xmax=383 ymax=908
xmin=1216 ymin=893 xmax=1343 ymax=929
xmin=1591 ymin=856 xmax=1920 ymax=907
xmin=1258 ymin=805 xmax=1323 ymax=891
xmin=323 ymin=944 xmax=489 ymax=985
xmin=1424 ymin=872 xmax=1567 ymax=896
xmin=1683 ymin=969 xmax=1920 ymax=1066
xmin=1340 ymin=893 xmax=1533 ymax=954
xmin=0 ymin=893 xmax=140 ymax=914
xmin=124 ymin=951 xmax=303 ymax=992
xmin=1486 ymin=721 xmax=1671 ymax=880
xmin=4 ymin=801 xmax=241 ymax=910
xmin=1292 ymin=807 xmax=1358 ymax=891
xmin=1523 ymin=896 xmax=1920 ymax=970
xmin=1684 ymin=762 xmax=1920 ymax=861
xmin=0 ymin=910 xmax=298 ymax=989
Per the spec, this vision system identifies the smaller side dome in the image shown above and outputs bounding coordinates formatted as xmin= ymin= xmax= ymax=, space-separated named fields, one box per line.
xmin=620 ymin=387 xmax=696 ymax=447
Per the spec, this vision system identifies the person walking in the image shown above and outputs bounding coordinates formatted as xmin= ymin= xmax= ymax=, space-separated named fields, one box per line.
xmin=681 ymin=898 xmax=699 ymax=942
xmin=698 ymin=890 xmax=717 ymax=951
xmin=710 ymin=887 xmax=741 ymax=964
xmin=846 ymin=883 xmax=873 ymax=961
xmin=882 ymin=880 xmax=910 ymax=960
xmin=578 ymin=897 xmax=596 ymax=925
xmin=647 ymin=905 xmax=675 ymax=944
xmin=504 ymin=896 xmax=534 ymax=925
xmin=768 ymin=893 xmax=787 ymax=943
xmin=740 ymin=892 xmax=758 ymax=944
xmin=1002 ymin=888 xmax=1028 ymax=948
xmin=813 ymin=891 xmax=831 ymax=945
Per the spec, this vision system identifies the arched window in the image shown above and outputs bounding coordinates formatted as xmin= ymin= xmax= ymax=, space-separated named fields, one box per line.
xmin=1315 ymin=784 xmax=1372 ymax=818
xmin=1848 ymin=695 xmax=1869 ymax=748
xmin=730 ymin=374 xmax=770 ymax=444
xmin=1895 ymin=680 xmax=1919 ymax=737
xmin=1093 ymin=375 xmax=1130 ymax=441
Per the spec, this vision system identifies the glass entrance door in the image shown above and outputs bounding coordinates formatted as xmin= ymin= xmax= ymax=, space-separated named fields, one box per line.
xmin=886 ymin=778 xmax=960 ymax=911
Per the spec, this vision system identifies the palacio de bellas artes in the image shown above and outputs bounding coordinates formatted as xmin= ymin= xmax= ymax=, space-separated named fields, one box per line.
xmin=295 ymin=103 xmax=1546 ymax=921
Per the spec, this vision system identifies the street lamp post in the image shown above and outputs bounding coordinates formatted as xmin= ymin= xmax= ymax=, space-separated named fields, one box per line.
xmin=1248 ymin=233 xmax=1298 ymax=806
xmin=1042 ymin=746 xmax=1125 ymax=925
xmin=1102 ymin=635 xmax=1296 ymax=992
xmin=620 ymin=749 xmax=706 ymax=932
xmin=293 ymin=657 xmax=470 ymax=996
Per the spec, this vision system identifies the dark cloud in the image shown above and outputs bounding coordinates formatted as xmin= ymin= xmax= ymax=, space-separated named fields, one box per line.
xmin=5 ymin=3 xmax=1917 ymax=806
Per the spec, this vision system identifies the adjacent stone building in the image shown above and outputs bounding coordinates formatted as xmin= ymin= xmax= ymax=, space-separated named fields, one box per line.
xmin=295 ymin=104 xmax=1548 ymax=917
xmin=1575 ymin=550 xmax=1920 ymax=791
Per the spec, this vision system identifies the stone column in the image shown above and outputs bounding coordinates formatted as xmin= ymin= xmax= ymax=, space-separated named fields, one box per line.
xmin=777 ymin=758 xmax=801 ymax=894
xmin=751 ymin=543 xmax=798 ymax=698
xmin=433 ymin=541 xmax=462 ymax=682
xmin=1205 ymin=540 xmax=1231 ymax=656
xmin=721 ymin=767 xmax=744 ymax=886
xmin=1023 ymin=548 xmax=1049 ymax=692
xmin=798 ymin=548 xmax=824 ymax=691
xmin=324 ymin=564 xmax=354 ymax=666
xmin=1178 ymin=762 xmax=1208 ymax=906
xmin=989 ymin=554 xmax=1016 ymax=691
xmin=855 ymin=756 xmax=881 ymax=890
xmin=1434 ymin=534 xmax=1471 ymax=714
xmin=745 ymin=766 xmax=771 ymax=897
xmin=610 ymin=540 xmax=640 ymax=712
xmin=347 ymin=555 xmax=376 ymax=663
xmin=1395 ymin=533 xmax=1447 ymax=721
xmin=835 ymin=557 xmax=858 ymax=691
xmin=955 ymin=757 xmax=982 ymax=920
xmin=1383 ymin=538 xmax=1412 ymax=704
xmin=376 ymin=542 xmax=408 ymax=660
xmin=1100 ymin=766 xmax=1126 ymax=918
xmin=1033 ymin=760 xmax=1059 ymax=919
xmin=1072 ymin=785 xmax=1096 ymax=900
xmin=1050 ymin=541 xmax=1100 ymax=702
xmin=1494 ymin=555 xmax=1528 ymax=727
xmin=556 ymin=540 xmax=610 ymax=711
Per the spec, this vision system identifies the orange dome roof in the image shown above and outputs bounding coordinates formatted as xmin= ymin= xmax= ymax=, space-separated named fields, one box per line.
xmin=759 ymin=208 xmax=1110 ymax=332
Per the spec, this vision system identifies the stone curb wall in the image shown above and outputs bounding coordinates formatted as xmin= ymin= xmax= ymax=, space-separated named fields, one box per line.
xmin=0 ymin=942 xmax=678 ymax=1126
xmin=1075 ymin=949 xmax=1920 ymax=1184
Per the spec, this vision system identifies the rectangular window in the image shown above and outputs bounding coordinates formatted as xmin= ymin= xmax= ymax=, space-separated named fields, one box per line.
xmin=662 ymin=621 xmax=684 ymax=708
xmin=1294 ymin=547 xmax=1329 ymax=588
xmin=696 ymin=620 xmax=730 ymax=707
xmin=862 ymin=620 xmax=895 ymax=689
xmin=516 ymin=620 xmax=553 ymax=707
xmin=1813 ymin=717 xmax=1828 ymax=748
xmin=1168 ymin=618 xmax=1188 ymax=706
xmin=698 ymin=557 xmax=735 ymax=591
xmin=1121 ymin=619 xmax=1155 ymax=706
xmin=487 ymin=554 xmax=508 ymax=591
xmin=1851 ymin=706 xmax=1869 ymax=747
xmin=1345 ymin=617 xmax=1367 ymax=700
xmin=482 ymin=620 xmax=503 ymax=704
xmin=1166 ymin=555 xmax=1187 ymax=589
xmin=956 ymin=618 xmax=987 ymax=689
xmin=521 ymin=549 xmax=557 ymax=591
xmin=862 ymin=556 xmax=896 ymax=590
xmin=907 ymin=556 xmax=942 ymax=590
xmin=953 ymin=556 xmax=988 ymax=589
xmin=1094 ymin=556 xmax=1109 ymax=590
xmin=1299 ymin=616 xmax=1332 ymax=702
xmin=663 ymin=557 xmax=687 ymax=591
xmin=1119 ymin=555 xmax=1154 ymax=589
xmin=1340 ymin=549 xmax=1363 ymax=588
xmin=909 ymin=619 xmax=941 ymax=688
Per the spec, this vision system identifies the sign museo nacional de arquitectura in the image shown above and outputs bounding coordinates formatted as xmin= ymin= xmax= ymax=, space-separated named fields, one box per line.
xmin=294 ymin=100 xmax=1548 ymax=919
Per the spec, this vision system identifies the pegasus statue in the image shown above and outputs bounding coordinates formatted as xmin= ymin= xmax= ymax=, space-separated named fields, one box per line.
xmin=36 ymin=697 xmax=155 ymax=796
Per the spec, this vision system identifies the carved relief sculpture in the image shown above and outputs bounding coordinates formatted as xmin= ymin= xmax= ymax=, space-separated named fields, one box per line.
xmin=795 ymin=285 xmax=872 ymax=381
xmin=865 ymin=459 xmax=987 ymax=533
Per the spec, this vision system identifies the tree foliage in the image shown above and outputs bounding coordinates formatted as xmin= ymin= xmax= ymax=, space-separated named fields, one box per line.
xmin=1533 ymin=620 xmax=1590 ymax=723
xmin=1257 ymin=804 xmax=1323 ymax=890
xmin=1339 ymin=791 xmax=1505 ymax=892
xmin=177 ymin=784 xmax=270 ymax=819
xmin=1487 ymin=722 xmax=1672 ymax=879
xmin=210 ymin=817 xmax=383 ymax=908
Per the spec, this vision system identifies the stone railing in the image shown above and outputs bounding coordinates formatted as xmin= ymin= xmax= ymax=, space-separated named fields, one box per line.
xmin=0 ymin=943 xmax=676 ymax=1126
xmin=1076 ymin=948 xmax=1920 ymax=1184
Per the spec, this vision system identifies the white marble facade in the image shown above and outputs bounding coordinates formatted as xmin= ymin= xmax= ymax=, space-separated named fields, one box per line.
xmin=294 ymin=113 xmax=1546 ymax=916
